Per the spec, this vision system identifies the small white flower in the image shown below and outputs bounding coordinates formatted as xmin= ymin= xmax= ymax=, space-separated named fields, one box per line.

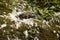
xmin=53 ymin=30 xmax=56 ymax=33
xmin=34 ymin=37 xmax=39 ymax=40
xmin=24 ymin=30 xmax=28 ymax=38
xmin=1 ymin=24 xmax=6 ymax=28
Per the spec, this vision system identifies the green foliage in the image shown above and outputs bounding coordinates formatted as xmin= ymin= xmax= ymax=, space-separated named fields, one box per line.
xmin=0 ymin=0 xmax=19 ymax=15
xmin=0 ymin=0 xmax=60 ymax=40
xmin=26 ymin=0 xmax=34 ymax=3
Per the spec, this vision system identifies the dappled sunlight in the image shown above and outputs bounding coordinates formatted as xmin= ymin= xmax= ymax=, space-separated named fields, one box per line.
xmin=0 ymin=0 xmax=60 ymax=40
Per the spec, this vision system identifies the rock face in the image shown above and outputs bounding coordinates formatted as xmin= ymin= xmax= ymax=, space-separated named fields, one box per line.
xmin=19 ymin=13 xmax=36 ymax=19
